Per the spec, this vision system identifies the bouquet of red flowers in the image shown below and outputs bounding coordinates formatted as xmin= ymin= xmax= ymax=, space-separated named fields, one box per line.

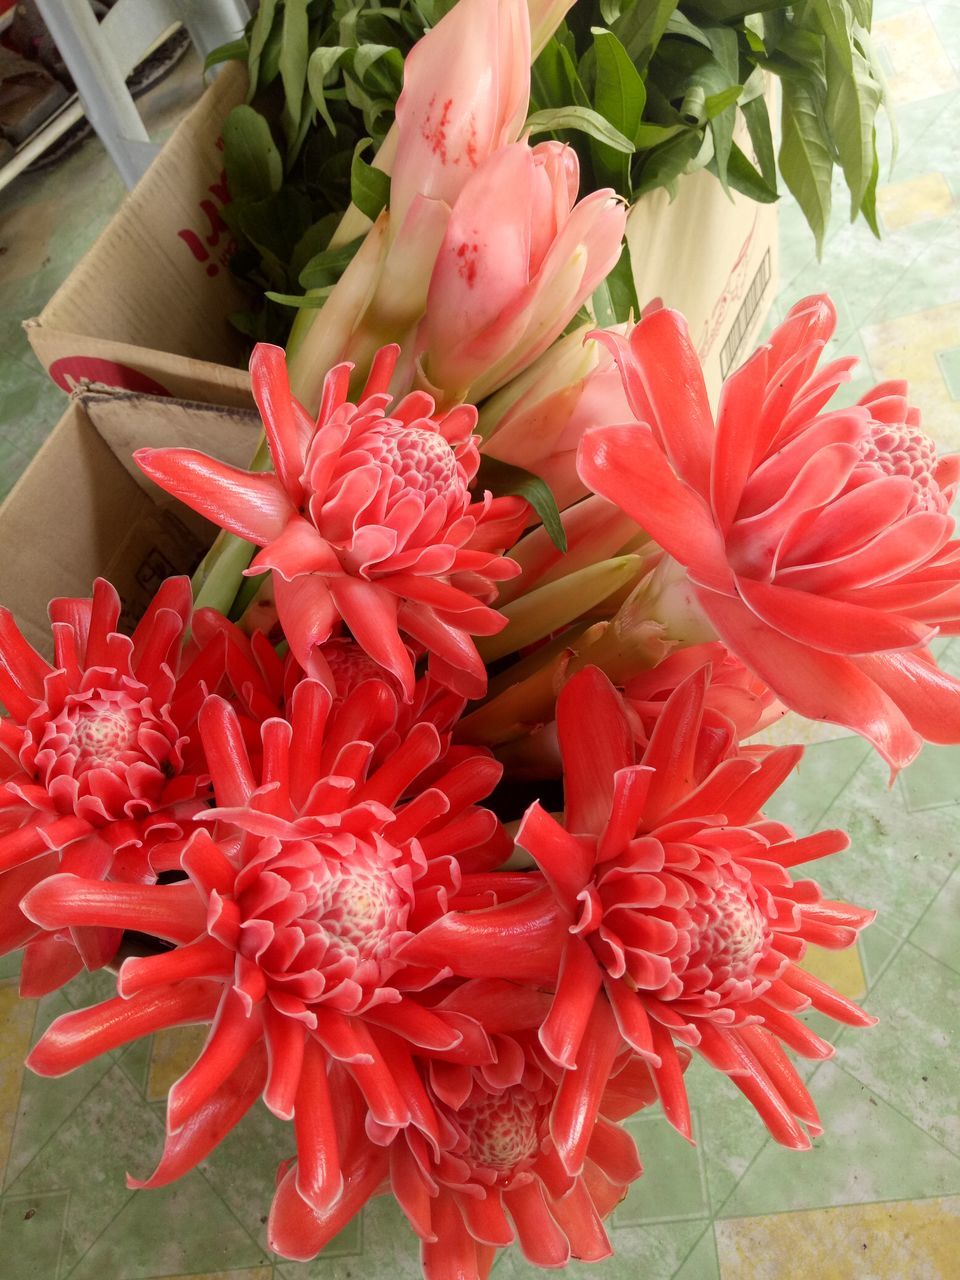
xmin=3 ymin=2 xmax=958 ymax=1275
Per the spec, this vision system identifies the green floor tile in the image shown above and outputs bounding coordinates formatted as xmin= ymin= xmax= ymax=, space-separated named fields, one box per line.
xmin=672 ymin=1225 xmax=720 ymax=1280
xmin=838 ymin=942 xmax=960 ymax=1156
xmin=910 ymin=863 xmax=960 ymax=974
xmin=67 ymin=1173 xmax=270 ymax=1280
xmin=0 ymin=1188 xmax=69 ymax=1280
xmin=617 ymin=1112 xmax=708 ymax=1225
xmin=717 ymin=1060 xmax=960 ymax=1219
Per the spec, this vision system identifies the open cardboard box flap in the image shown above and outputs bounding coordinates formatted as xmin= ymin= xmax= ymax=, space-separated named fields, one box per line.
xmin=23 ymin=64 xmax=253 ymax=408
xmin=0 ymin=388 xmax=261 ymax=654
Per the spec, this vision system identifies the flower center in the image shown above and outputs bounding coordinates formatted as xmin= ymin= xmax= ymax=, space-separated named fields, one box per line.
xmin=696 ymin=874 xmax=767 ymax=980
xmin=368 ymin=425 xmax=462 ymax=499
xmin=70 ymin=707 xmax=138 ymax=767
xmin=459 ymin=1087 xmax=543 ymax=1174
xmin=313 ymin=852 xmax=408 ymax=961
xmin=321 ymin=639 xmax=400 ymax=700
xmin=857 ymin=420 xmax=945 ymax=512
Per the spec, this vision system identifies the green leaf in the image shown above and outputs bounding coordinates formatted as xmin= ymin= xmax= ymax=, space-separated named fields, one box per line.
xmin=476 ymin=458 xmax=567 ymax=553
xmin=592 ymin=29 xmax=647 ymax=142
xmin=265 ymin=289 xmax=334 ymax=308
xmin=353 ymin=43 xmax=404 ymax=95
xmin=709 ymin=141 xmax=779 ymax=202
xmin=850 ymin=0 xmax=873 ymax=25
xmin=741 ymin=94 xmax=777 ymax=186
xmin=599 ymin=0 xmax=623 ymax=22
xmin=859 ymin=131 xmax=881 ymax=236
xmin=634 ymin=122 xmax=685 ymax=148
xmin=634 ymin=129 xmax=703 ymax=196
xmin=779 ymin=74 xmax=833 ymax=254
xmin=246 ymin=0 xmax=277 ymax=99
xmin=613 ymin=0 xmax=675 ymax=69
xmin=525 ymin=106 xmax=634 ymax=153
xmin=299 ymin=234 xmax=366 ymax=288
xmin=222 ymin=105 xmax=283 ymax=201
xmin=590 ymin=29 xmax=646 ymax=186
xmin=812 ymin=0 xmax=854 ymax=74
xmin=591 ymin=239 xmax=638 ymax=326
xmin=280 ymin=0 xmax=310 ymax=142
xmin=826 ymin=41 xmax=882 ymax=217
xmin=290 ymin=214 xmax=339 ymax=277
xmin=205 ymin=37 xmax=247 ymax=73
xmin=350 ymin=139 xmax=392 ymax=220
xmin=664 ymin=13 xmax=712 ymax=48
xmin=307 ymin=44 xmax=350 ymax=134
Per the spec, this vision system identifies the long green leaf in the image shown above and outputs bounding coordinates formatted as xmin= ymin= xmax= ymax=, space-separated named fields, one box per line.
xmin=591 ymin=29 xmax=646 ymax=187
xmin=826 ymin=41 xmax=881 ymax=217
xmin=476 ymin=458 xmax=567 ymax=553
xmin=860 ymin=131 xmax=881 ymax=236
xmin=526 ymin=106 xmax=635 ymax=153
xmin=614 ymin=0 xmax=675 ymax=69
xmin=779 ymin=74 xmax=834 ymax=254
xmin=280 ymin=0 xmax=310 ymax=142
xmin=741 ymin=94 xmax=777 ymax=186
xmin=222 ymin=105 xmax=283 ymax=201
xmin=246 ymin=0 xmax=277 ymax=100
xmin=591 ymin=238 xmax=639 ymax=326
xmin=205 ymin=38 xmax=247 ymax=73
xmin=812 ymin=0 xmax=854 ymax=74
xmin=709 ymin=142 xmax=779 ymax=202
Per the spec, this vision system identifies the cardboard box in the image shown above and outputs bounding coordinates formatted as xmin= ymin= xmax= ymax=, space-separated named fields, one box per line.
xmin=627 ymin=96 xmax=780 ymax=406
xmin=23 ymin=64 xmax=254 ymax=409
xmin=628 ymin=178 xmax=778 ymax=406
xmin=0 ymin=389 xmax=261 ymax=654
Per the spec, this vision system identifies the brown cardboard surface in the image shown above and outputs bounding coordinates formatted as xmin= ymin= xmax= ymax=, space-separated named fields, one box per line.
xmin=0 ymin=390 xmax=261 ymax=653
xmin=628 ymin=176 xmax=778 ymax=405
xmin=23 ymin=64 xmax=254 ymax=407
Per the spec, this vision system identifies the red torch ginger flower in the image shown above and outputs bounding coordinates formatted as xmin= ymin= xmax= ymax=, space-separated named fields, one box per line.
xmin=270 ymin=979 xmax=662 ymax=1276
xmin=22 ymin=677 xmax=512 ymax=1196
xmin=403 ymin=664 xmax=876 ymax=1163
xmin=136 ymin=344 xmax=526 ymax=702
xmin=578 ymin=295 xmax=960 ymax=770
xmin=0 ymin=577 xmax=223 ymax=994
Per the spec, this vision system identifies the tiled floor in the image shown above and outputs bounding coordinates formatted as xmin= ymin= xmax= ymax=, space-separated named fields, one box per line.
xmin=1 ymin=3 xmax=960 ymax=1277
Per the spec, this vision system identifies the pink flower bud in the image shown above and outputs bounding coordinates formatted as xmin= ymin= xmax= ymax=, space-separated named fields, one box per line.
xmin=416 ymin=141 xmax=627 ymax=405
xmin=391 ymin=0 xmax=531 ymax=234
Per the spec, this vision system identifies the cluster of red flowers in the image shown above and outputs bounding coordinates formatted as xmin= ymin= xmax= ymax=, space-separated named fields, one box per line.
xmin=4 ymin=282 xmax=959 ymax=1276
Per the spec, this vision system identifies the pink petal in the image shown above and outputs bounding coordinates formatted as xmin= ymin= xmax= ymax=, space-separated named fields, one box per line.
xmin=697 ymin=588 xmax=921 ymax=769
xmin=134 ymin=448 xmax=295 ymax=544
xmin=578 ymin=425 xmax=733 ymax=592
xmin=737 ymin=577 xmax=934 ymax=655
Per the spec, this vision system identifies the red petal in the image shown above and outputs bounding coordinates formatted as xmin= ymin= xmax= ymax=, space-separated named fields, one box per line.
xmin=167 ymin=990 xmax=263 ymax=1132
xmin=515 ymin=802 xmax=594 ymax=906
xmin=128 ymin=1043 xmax=266 ymax=1188
xmin=294 ymin=1036 xmax=342 ymax=1211
xmin=556 ymin=665 xmax=634 ymax=836
xmin=268 ymin=1145 xmax=387 ymax=1262
xmin=737 ymin=577 xmax=934 ymax=655
xmin=504 ymin=1178 xmax=570 ymax=1267
xmin=22 ymin=875 xmax=207 ymax=945
xmin=27 ymin=980 xmax=222 ymax=1076
xmin=550 ymin=996 xmax=622 ymax=1175
xmin=250 ymin=343 xmax=307 ymax=503
xmin=539 ymin=937 xmax=602 ymax=1069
